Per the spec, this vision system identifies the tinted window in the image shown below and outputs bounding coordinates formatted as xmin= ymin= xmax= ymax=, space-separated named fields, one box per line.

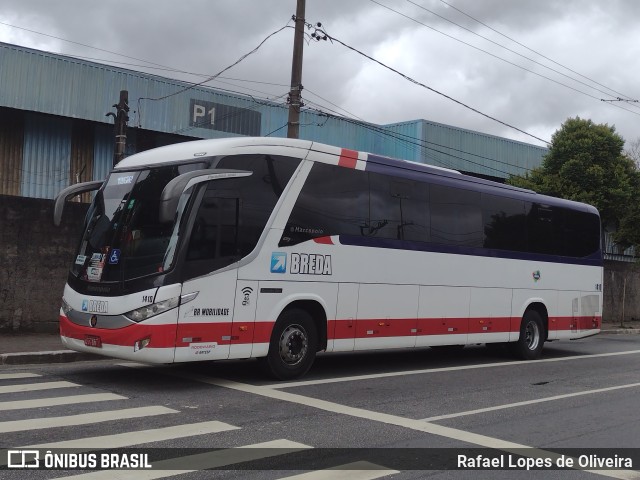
xmin=482 ymin=193 xmax=527 ymax=251
xmin=526 ymin=203 xmax=564 ymax=255
xmin=281 ymin=163 xmax=369 ymax=246
xmin=430 ymin=184 xmax=482 ymax=248
xmin=563 ymin=210 xmax=600 ymax=257
xmin=369 ymin=173 xmax=429 ymax=242
xmin=185 ymin=155 xmax=299 ymax=276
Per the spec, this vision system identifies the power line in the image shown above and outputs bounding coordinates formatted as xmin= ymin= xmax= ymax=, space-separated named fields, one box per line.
xmin=304 ymin=105 xmax=532 ymax=177
xmin=403 ymin=0 xmax=630 ymax=102
xmin=312 ymin=26 xmax=550 ymax=145
xmin=437 ymin=0 xmax=640 ymax=104
xmin=368 ymin=0 xmax=640 ymax=118
xmin=138 ymin=23 xmax=292 ymax=103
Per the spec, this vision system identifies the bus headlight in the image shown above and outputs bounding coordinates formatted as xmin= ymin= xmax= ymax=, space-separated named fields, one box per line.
xmin=125 ymin=297 xmax=180 ymax=322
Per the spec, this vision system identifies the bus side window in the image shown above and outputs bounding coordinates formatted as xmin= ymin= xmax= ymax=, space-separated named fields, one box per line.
xmin=429 ymin=183 xmax=483 ymax=248
xmin=281 ymin=163 xmax=369 ymax=246
xmin=369 ymin=173 xmax=429 ymax=242
xmin=482 ymin=193 xmax=527 ymax=252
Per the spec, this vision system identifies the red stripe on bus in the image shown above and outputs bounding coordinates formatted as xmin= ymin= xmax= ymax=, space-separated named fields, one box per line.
xmin=313 ymin=236 xmax=334 ymax=245
xmin=61 ymin=314 xmax=601 ymax=348
xmin=59 ymin=315 xmax=177 ymax=348
xmin=338 ymin=148 xmax=358 ymax=169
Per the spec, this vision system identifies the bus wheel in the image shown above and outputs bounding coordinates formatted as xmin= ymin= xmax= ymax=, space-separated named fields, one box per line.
xmin=510 ymin=310 xmax=544 ymax=360
xmin=263 ymin=309 xmax=317 ymax=380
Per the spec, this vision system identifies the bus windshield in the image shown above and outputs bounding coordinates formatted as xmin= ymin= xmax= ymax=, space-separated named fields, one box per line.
xmin=72 ymin=164 xmax=203 ymax=283
xmin=70 ymin=154 xmax=302 ymax=284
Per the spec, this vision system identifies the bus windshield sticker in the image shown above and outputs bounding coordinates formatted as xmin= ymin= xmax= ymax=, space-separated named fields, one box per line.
xmin=87 ymin=253 xmax=106 ymax=282
xmin=75 ymin=255 xmax=87 ymax=265
xmin=108 ymin=249 xmax=121 ymax=265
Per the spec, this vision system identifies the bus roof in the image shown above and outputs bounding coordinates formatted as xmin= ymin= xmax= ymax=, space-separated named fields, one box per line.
xmin=114 ymin=137 xmax=599 ymax=216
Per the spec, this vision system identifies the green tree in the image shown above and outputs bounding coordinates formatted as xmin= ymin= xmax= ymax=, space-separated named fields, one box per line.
xmin=508 ymin=117 xmax=640 ymax=249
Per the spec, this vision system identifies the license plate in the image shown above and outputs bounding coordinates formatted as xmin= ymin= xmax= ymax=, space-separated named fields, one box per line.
xmin=84 ymin=335 xmax=102 ymax=348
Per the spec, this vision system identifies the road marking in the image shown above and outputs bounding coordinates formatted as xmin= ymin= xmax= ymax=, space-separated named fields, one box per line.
xmin=0 ymin=373 xmax=41 ymax=380
xmin=0 ymin=406 xmax=178 ymax=433
xmin=27 ymin=420 xmax=239 ymax=449
xmin=125 ymin=367 xmax=639 ymax=480
xmin=0 ymin=421 xmax=240 ymax=466
xmin=0 ymin=393 xmax=125 ymax=411
xmin=422 ymin=381 xmax=640 ymax=421
xmin=60 ymin=439 xmax=312 ymax=479
xmin=279 ymin=461 xmax=399 ymax=479
xmin=265 ymin=349 xmax=640 ymax=389
xmin=0 ymin=380 xmax=80 ymax=394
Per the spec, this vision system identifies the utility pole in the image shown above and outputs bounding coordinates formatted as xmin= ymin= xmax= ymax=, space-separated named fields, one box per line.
xmin=287 ymin=0 xmax=305 ymax=139
xmin=107 ymin=90 xmax=129 ymax=166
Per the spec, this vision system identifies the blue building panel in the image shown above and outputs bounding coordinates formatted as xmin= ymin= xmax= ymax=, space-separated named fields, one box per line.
xmin=0 ymin=41 xmax=548 ymax=197
xmin=21 ymin=113 xmax=71 ymax=199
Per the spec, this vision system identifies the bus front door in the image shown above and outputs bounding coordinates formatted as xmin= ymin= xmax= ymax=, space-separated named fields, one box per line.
xmin=174 ymin=269 xmax=238 ymax=362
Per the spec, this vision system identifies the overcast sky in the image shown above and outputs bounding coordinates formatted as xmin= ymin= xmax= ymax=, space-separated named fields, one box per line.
xmin=1 ymin=0 xmax=639 ymax=149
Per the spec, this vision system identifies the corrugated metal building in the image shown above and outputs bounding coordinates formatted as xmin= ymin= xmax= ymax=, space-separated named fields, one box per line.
xmin=0 ymin=41 xmax=549 ymax=201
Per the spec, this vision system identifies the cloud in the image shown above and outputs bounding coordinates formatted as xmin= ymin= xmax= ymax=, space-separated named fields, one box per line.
xmin=1 ymin=0 xmax=639 ymax=148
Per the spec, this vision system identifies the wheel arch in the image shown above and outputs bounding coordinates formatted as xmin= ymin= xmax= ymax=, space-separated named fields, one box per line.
xmin=276 ymin=299 xmax=328 ymax=352
xmin=521 ymin=301 xmax=549 ymax=342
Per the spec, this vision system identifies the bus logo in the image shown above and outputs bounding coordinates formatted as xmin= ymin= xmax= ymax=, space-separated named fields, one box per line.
xmin=270 ymin=252 xmax=287 ymax=273
xmin=82 ymin=299 xmax=109 ymax=313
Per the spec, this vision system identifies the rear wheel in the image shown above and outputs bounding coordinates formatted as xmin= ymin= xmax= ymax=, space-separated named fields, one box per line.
xmin=510 ymin=310 xmax=545 ymax=360
xmin=262 ymin=309 xmax=317 ymax=380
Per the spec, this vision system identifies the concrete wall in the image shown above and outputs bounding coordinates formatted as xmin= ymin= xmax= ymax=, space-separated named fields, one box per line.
xmin=603 ymin=260 xmax=640 ymax=324
xmin=0 ymin=195 xmax=87 ymax=332
xmin=0 ymin=196 xmax=637 ymax=332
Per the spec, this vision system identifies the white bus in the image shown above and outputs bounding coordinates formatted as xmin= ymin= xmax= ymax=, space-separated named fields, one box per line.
xmin=54 ymin=137 xmax=603 ymax=379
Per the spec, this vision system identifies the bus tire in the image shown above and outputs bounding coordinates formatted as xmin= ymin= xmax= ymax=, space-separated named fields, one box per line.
xmin=510 ymin=310 xmax=544 ymax=360
xmin=262 ymin=309 xmax=317 ymax=380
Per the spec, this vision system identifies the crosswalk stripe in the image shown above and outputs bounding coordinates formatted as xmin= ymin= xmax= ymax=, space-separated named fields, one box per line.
xmin=0 ymin=373 xmax=41 ymax=380
xmin=278 ymin=461 xmax=400 ymax=480
xmin=0 ymin=381 xmax=80 ymax=394
xmin=58 ymin=439 xmax=312 ymax=479
xmin=0 ymin=406 xmax=178 ymax=433
xmin=0 ymin=421 xmax=240 ymax=467
xmin=0 ymin=393 xmax=125 ymax=411
xmin=27 ymin=420 xmax=240 ymax=449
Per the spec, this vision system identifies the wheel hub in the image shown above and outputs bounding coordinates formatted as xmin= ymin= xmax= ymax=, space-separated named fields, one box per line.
xmin=525 ymin=321 xmax=540 ymax=350
xmin=278 ymin=324 xmax=308 ymax=365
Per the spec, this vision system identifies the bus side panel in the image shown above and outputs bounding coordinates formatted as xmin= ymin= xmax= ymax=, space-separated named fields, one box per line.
xmin=231 ymin=280 xmax=259 ymax=358
xmin=579 ymin=292 xmax=601 ymax=334
xmin=329 ymin=283 xmax=359 ymax=352
xmin=553 ymin=290 xmax=601 ymax=340
xmin=416 ymin=286 xmax=469 ymax=347
xmin=355 ymin=284 xmax=418 ymax=350
xmin=468 ymin=288 xmax=512 ymax=344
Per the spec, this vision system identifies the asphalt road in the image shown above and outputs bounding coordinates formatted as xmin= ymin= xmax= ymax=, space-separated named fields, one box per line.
xmin=1 ymin=335 xmax=639 ymax=479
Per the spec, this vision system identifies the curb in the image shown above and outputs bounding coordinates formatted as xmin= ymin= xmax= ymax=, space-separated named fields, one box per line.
xmin=0 ymin=350 xmax=103 ymax=365
xmin=600 ymin=328 xmax=640 ymax=335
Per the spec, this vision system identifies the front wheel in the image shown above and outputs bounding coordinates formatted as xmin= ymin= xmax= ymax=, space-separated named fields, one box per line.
xmin=261 ymin=309 xmax=317 ymax=380
xmin=510 ymin=310 xmax=545 ymax=360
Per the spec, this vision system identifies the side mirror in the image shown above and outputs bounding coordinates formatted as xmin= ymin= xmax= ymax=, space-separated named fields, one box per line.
xmin=158 ymin=169 xmax=252 ymax=223
xmin=53 ymin=180 xmax=103 ymax=226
